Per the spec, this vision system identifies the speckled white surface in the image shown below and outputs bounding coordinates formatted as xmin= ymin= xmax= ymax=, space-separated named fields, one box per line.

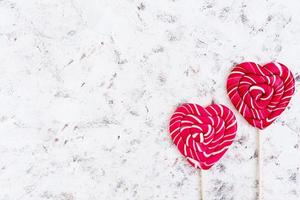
xmin=0 ymin=0 xmax=300 ymax=199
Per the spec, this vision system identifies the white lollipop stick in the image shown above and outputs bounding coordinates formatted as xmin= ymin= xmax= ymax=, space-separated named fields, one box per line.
xmin=257 ymin=129 xmax=262 ymax=200
xmin=199 ymin=169 xmax=204 ymax=200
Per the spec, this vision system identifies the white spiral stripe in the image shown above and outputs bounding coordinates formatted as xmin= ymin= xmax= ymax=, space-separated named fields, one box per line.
xmin=274 ymin=62 xmax=283 ymax=76
xmin=187 ymin=114 xmax=203 ymax=124
xmin=250 ymin=86 xmax=265 ymax=93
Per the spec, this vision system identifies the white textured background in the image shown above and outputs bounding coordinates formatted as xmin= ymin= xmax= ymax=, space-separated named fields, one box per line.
xmin=0 ymin=0 xmax=300 ymax=199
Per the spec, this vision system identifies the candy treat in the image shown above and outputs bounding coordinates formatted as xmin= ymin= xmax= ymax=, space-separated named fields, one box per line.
xmin=169 ymin=103 xmax=237 ymax=170
xmin=227 ymin=62 xmax=295 ymax=129
xmin=227 ymin=61 xmax=295 ymax=200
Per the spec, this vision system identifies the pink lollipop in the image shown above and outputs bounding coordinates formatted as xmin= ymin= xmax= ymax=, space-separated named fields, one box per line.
xmin=169 ymin=103 xmax=238 ymax=199
xmin=227 ymin=62 xmax=295 ymax=199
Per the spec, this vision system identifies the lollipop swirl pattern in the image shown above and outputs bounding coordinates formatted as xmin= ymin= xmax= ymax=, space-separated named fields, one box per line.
xmin=227 ymin=62 xmax=295 ymax=129
xmin=169 ymin=104 xmax=237 ymax=170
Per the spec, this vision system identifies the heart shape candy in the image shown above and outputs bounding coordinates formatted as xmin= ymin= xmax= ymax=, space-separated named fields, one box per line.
xmin=227 ymin=62 xmax=295 ymax=129
xmin=169 ymin=103 xmax=237 ymax=170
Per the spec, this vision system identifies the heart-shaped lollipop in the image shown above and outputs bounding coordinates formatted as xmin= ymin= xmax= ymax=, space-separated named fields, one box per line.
xmin=169 ymin=103 xmax=237 ymax=170
xmin=227 ymin=62 xmax=295 ymax=129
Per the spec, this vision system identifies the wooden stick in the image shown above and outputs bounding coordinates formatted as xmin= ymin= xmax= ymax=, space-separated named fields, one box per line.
xmin=199 ymin=169 xmax=204 ymax=200
xmin=257 ymin=129 xmax=262 ymax=200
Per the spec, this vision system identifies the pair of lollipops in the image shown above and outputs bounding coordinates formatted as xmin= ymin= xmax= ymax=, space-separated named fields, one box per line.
xmin=169 ymin=62 xmax=295 ymax=199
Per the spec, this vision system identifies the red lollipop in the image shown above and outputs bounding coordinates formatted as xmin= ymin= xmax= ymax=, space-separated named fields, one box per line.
xmin=169 ymin=103 xmax=237 ymax=170
xmin=227 ymin=62 xmax=295 ymax=129
xmin=227 ymin=61 xmax=295 ymax=199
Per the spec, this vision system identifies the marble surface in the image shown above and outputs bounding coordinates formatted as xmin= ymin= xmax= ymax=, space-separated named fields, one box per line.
xmin=0 ymin=0 xmax=300 ymax=199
